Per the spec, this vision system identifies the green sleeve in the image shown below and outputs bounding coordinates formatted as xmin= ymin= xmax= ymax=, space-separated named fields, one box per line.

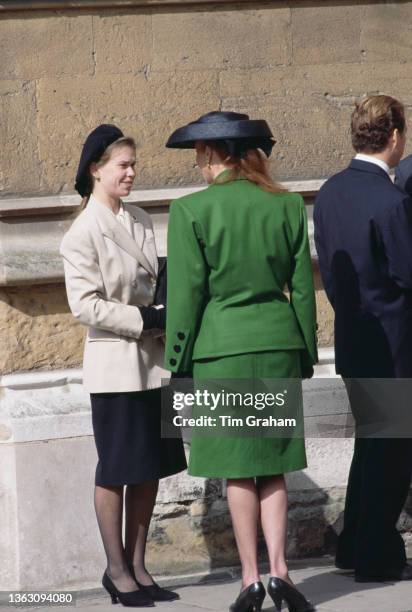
xmin=288 ymin=197 xmax=318 ymax=374
xmin=165 ymin=199 xmax=208 ymax=373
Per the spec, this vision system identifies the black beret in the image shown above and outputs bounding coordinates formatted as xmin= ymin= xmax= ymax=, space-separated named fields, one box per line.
xmin=75 ymin=124 xmax=124 ymax=197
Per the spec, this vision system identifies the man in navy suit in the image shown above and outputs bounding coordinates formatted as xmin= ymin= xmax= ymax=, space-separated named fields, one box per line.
xmin=314 ymin=95 xmax=412 ymax=582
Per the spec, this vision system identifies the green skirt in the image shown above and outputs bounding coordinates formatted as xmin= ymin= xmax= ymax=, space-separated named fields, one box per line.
xmin=188 ymin=350 xmax=307 ymax=478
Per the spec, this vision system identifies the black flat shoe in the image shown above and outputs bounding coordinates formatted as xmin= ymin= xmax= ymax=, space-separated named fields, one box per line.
xmin=229 ymin=581 xmax=265 ymax=612
xmin=136 ymin=580 xmax=180 ymax=602
xmin=268 ymin=577 xmax=315 ymax=612
xmin=102 ymin=572 xmax=155 ymax=607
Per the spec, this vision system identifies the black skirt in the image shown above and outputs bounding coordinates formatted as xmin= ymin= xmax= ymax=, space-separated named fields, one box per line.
xmin=90 ymin=387 xmax=187 ymax=486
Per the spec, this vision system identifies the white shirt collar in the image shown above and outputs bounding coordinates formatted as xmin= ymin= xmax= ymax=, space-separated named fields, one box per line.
xmin=355 ymin=153 xmax=390 ymax=176
xmin=88 ymin=194 xmax=125 ymax=217
xmin=115 ymin=201 xmax=126 ymax=220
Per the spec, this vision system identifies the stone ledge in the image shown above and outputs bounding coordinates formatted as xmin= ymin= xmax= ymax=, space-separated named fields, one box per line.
xmin=0 ymin=0 xmax=305 ymax=11
xmin=0 ymin=180 xmax=323 ymax=218
xmin=0 ymin=0 xmax=257 ymax=10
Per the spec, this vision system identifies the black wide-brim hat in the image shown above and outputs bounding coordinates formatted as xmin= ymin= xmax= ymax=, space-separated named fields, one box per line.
xmin=75 ymin=124 xmax=124 ymax=197
xmin=166 ymin=111 xmax=276 ymax=158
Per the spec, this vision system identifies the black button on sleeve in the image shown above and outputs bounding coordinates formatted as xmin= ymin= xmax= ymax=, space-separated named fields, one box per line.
xmin=170 ymin=358 xmax=177 ymax=366
xmin=174 ymin=345 xmax=182 ymax=353
xmin=177 ymin=332 xmax=185 ymax=340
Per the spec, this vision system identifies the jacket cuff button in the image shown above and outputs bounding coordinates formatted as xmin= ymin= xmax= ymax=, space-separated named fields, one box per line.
xmin=170 ymin=358 xmax=177 ymax=366
xmin=174 ymin=345 xmax=181 ymax=353
xmin=177 ymin=332 xmax=185 ymax=340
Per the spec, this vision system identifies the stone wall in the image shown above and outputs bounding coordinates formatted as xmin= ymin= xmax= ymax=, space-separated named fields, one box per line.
xmin=0 ymin=284 xmax=83 ymax=374
xmin=1 ymin=0 xmax=411 ymax=590
xmin=1 ymin=1 xmax=412 ymax=198
xmin=1 ymin=0 xmax=410 ymax=371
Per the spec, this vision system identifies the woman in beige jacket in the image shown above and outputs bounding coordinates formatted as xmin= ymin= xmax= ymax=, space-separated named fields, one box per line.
xmin=60 ymin=124 xmax=186 ymax=607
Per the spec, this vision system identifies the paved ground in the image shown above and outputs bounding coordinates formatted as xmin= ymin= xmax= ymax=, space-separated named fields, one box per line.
xmin=6 ymin=559 xmax=412 ymax=612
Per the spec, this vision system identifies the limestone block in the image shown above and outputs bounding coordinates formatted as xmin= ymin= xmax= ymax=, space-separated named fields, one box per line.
xmin=146 ymin=512 xmax=238 ymax=575
xmin=35 ymin=71 xmax=220 ymax=193
xmin=291 ymin=3 xmax=361 ymax=65
xmin=0 ymin=445 xmax=18 ymax=590
xmin=13 ymin=437 xmax=104 ymax=590
xmin=0 ymin=212 xmax=73 ymax=285
xmin=220 ymin=72 xmax=353 ymax=180
xmin=93 ymin=11 xmax=152 ymax=74
xmin=361 ymin=3 xmax=412 ymax=63
xmin=299 ymin=438 xmax=353 ymax=489
xmin=0 ymin=12 xmax=93 ymax=80
xmin=355 ymin=61 xmax=412 ymax=107
xmin=1 ymin=371 xmax=89 ymax=443
xmin=0 ymin=285 xmax=84 ymax=375
xmin=152 ymin=3 xmax=291 ymax=71
xmin=0 ymin=80 xmax=41 ymax=196
xmin=220 ymin=62 xmax=412 ymax=180
xmin=156 ymin=468 xmax=221 ymax=505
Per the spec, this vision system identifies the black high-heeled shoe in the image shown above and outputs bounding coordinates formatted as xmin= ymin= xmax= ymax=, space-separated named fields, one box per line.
xmin=102 ymin=572 xmax=155 ymax=607
xmin=229 ymin=581 xmax=266 ymax=612
xmin=128 ymin=564 xmax=180 ymax=602
xmin=135 ymin=580 xmax=180 ymax=602
xmin=268 ymin=577 xmax=315 ymax=612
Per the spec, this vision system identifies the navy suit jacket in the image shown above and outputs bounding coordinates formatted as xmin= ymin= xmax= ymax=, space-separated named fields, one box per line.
xmin=395 ymin=153 xmax=412 ymax=196
xmin=314 ymin=159 xmax=412 ymax=377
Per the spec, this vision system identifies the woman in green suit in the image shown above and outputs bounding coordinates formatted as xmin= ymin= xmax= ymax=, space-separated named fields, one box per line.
xmin=165 ymin=112 xmax=317 ymax=612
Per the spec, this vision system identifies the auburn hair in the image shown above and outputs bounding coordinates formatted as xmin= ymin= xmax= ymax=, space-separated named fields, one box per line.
xmin=199 ymin=141 xmax=286 ymax=194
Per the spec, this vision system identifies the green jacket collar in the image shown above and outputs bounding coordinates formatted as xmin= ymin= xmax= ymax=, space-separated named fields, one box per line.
xmin=213 ymin=169 xmax=247 ymax=184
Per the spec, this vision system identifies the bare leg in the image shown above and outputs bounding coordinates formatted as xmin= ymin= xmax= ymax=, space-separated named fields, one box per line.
xmin=125 ymin=480 xmax=159 ymax=585
xmin=227 ymin=478 xmax=260 ymax=588
xmin=257 ymin=474 xmax=292 ymax=584
xmin=94 ymin=485 xmax=137 ymax=592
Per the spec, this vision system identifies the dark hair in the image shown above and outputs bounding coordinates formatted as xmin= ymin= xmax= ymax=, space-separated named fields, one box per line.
xmin=351 ymin=95 xmax=406 ymax=153
xmin=198 ymin=141 xmax=286 ymax=194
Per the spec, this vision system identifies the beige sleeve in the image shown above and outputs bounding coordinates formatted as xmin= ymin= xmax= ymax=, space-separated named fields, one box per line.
xmin=60 ymin=228 xmax=144 ymax=339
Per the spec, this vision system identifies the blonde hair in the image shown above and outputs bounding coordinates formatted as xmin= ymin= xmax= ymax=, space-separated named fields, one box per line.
xmin=200 ymin=141 xmax=285 ymax=194
xmin=79 ymin=136 xmax=136 ymax=210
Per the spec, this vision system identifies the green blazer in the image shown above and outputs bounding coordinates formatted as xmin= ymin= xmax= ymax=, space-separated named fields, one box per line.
xmin=165 ymin=174 xmax=317 ymax=374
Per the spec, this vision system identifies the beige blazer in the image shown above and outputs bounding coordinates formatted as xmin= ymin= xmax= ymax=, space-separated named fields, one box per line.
xmin=60 ymin=195 xmax=170 ymax=393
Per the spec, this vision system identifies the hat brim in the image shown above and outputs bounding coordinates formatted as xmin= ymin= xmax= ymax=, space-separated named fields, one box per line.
xmin=166 ymin=119 xmax=274 ymax=149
